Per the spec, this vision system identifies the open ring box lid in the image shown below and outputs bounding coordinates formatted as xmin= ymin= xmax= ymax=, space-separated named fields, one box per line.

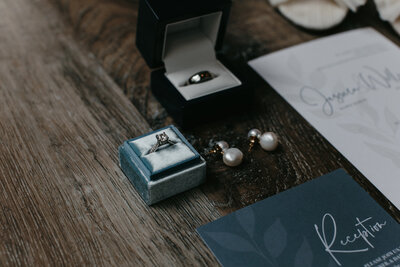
xmin=136 ymin=0 xmax=252 ymax=128
xmin=118 ymin=125 xmax=206 ymax=205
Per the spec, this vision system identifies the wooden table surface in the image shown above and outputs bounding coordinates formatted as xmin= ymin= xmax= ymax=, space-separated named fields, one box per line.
xmin=1 ymin=0 xmax=399 ymax=265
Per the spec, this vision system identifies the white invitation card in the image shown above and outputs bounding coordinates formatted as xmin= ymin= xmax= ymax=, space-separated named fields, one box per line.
xmin=249 ymin=28 xmax=400 ymax=209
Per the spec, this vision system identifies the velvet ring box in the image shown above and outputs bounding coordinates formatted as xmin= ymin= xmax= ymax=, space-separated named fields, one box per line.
xmin=118 ymin=125 xmax=206 ymax=205
xmin=136 ymin=0 xmax=251 ymax=128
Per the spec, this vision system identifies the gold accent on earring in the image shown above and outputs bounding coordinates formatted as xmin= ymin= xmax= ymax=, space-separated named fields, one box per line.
xmin=248 ymin=136 xmax=258 ymax=152
xmin=207 ymin=141 xmax=229 ymax=156
xmin=207 ymin=145 xmax=223 ymax=155
xmin=207 ymin=141 xmax=243 ymax=167
xmin=247 ymin=129 xmax=262 ymax=152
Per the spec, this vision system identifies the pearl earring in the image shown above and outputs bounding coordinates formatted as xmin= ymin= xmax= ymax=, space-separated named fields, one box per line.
xmin=247 ymin=129 xmax=279 ymax=152
xmin=208 ymin=141 xmax=243 ymax=167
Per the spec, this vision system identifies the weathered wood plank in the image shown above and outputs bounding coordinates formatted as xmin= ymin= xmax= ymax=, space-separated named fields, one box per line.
xmin=0 ymin=0 xmax=219 ymax=265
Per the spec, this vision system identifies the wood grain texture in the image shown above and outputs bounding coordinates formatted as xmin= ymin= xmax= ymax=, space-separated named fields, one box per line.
xmin=51 ymin=0 xmax=400 ymax=219
xmin=0 ymin=0 xmax=219 ymax=265
xmin=1 ymin=0 xmax=400 ymax=265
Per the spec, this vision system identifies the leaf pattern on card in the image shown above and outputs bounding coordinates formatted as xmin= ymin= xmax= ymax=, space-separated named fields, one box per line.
xmin=332 ymin=80 xmax=345 ymax=93
xmin=328 ymin=258 xmax=339 ymax=267
xmin=309 ymin=70 xmax=327 ymax=89
xmin=263 ymin=219 xmax=287 ymax=258
xmin=310 ymin=109 xmax=342 ymax=120
xmin=358 ymin=102 xmax=380 ymax=127
xmin=384 ymin=107 xmax=399 ymax=134
xmin=294 ymin=237 xmax=313 ymax=267
xmin=338 ymin=123 xmax=392 ymax=143
xmin=364 ymin=142 xmax=400 ymax=169
xmin=236 ymin=207 xmax=255 ymax=238
xmin=287 ymin=54 xmax=303 ymax=78
xmin=205 ymin=232 xmax=256 ymax=252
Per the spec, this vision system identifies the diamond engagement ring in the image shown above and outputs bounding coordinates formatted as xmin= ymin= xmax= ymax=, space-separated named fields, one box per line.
xmin=147 ymin=132 xmax=177 ymax=154
xmin=184 ymin=71 xmax=217 ymax=86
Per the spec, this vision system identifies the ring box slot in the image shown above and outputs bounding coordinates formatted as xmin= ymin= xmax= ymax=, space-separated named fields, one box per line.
xmin=136 ymin=0 xmax=252 ymax=127
xmin=119 ymin=125 xmax=206 ymax=205
xmin=163 ymin=12 xmax=242 ymax=100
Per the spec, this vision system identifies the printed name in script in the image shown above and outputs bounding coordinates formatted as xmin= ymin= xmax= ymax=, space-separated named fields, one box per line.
xmin=299 ymin=66 xmax=400 ymax=116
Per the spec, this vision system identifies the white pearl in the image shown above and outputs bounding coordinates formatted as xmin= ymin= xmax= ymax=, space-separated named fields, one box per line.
xmin=259 ymin=132 xmax=279 ymax=151
xmin=247 ymin=129 xmax=262 ymax=139
xmin=223 ymin=148 xmax=243 ymax=167
xmin=216 ymin=141 xmax=229 ymax=152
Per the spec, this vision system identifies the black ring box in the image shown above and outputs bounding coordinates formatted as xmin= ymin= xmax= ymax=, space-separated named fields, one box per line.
xmin=136 ymin=0 xmax=252 ymax=128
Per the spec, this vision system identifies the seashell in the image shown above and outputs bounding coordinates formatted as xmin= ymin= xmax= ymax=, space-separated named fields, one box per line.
xmin=335 ymin=0 xmax=368 ymax=12
xmin=374 ymin=0 xmax=400 ymax=36
xmin=269 ymin=0 xmax=366 ymax=31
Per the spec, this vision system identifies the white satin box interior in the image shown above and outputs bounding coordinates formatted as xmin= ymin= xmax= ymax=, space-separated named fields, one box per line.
xmin=163 ymin=12 xmax=242 ymax=100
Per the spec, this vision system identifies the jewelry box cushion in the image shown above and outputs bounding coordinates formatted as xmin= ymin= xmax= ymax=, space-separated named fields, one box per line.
xmin=129 ymin=127 xmax=197 ymax=174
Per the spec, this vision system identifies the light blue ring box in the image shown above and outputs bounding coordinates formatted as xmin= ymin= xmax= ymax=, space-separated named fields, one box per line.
xmin=118 ymin=125 xmax=206 ymax=205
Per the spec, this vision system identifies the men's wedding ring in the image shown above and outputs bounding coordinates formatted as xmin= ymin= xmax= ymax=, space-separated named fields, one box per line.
xmin=185 ymin=71 xmax=217 ymax=86
xmin=147 ymin=132 xmax=177 ymax=154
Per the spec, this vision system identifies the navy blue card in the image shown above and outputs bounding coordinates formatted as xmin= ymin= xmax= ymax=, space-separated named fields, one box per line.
xmin=197 ymin=170 xmax=400 ymax=267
